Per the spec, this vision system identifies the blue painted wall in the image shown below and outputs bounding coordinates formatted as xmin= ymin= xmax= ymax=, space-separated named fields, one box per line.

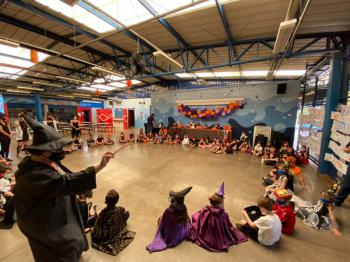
xmin=151 ymin=81 xmax=300 ymax=143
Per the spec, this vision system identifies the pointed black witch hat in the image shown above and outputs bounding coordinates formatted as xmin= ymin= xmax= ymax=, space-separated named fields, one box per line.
xmin=169 ymin=186 xmax=192 ymax=211
xmin=24 ymin=116 xmax=73 ymax=151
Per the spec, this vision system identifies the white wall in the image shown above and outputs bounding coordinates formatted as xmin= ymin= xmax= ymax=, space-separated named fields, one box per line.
xmin=104 ymin=98 xmax=151 ymax=128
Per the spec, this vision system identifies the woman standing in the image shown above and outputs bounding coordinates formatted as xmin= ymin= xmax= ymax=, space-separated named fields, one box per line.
xmin=13 ymin=112 xmax=30 ymax=158
xmin=0 ymin=113 xmax=11 ymax=160
xmin=70 ymin=115 xmax=81 ymax=139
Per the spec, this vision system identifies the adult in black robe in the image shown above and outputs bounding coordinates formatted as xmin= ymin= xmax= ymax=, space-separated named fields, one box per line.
xmin=14 ymin=116 xmax=114 ymax=262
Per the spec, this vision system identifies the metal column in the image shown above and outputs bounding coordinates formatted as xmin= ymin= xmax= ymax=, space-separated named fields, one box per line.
xmin=35 ymin=94 xmax=43 ymax=122
xmin=318 ymin=52 xmax=343 ymax=174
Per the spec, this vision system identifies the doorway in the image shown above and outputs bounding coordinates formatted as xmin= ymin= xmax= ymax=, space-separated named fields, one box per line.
xmin=128 ymin=109 xmax=135 ymax=128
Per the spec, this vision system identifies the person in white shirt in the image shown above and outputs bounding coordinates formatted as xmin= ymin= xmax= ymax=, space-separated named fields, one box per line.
xmin=237 ymin=196 xmax=282 ymax=246
xmin=252 ymin=142 xmax=264 ymax=157
xmin=182 ymin=135 xmax=190 ymax=146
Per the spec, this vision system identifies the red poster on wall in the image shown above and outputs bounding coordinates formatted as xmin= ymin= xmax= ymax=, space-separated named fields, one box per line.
xmin=97 ymin=109 xmax=113 ymax=126
xmin=123 ymin=109 xmax=128 ymax=129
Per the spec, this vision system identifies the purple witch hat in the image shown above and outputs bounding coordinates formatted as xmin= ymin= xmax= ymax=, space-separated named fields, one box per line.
xmin=216 ymin=182 xmax=225 ymax=197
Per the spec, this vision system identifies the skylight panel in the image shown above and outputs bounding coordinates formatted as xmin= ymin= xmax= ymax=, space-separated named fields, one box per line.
xmin=109 ymin=82 xmax=127 ymax=88
xmin=214 ymin=71 xmax=241 ymax=77
xmin=195 ymin=72 xmax=215 ymax=78
xmin=242 ymin=71 xmax=268 ymax=77
xmin=275 ymin=70 xmax=306 ymax=76
xmin=34 ymin=0 xmax=114 ymax=33
xmin=89 ymin=0 xmax=153 ymax=27
xmin=78 ymin=86 xmax=108 ymax=92
xmin=175 ymin=73 xmax=194 ymax=78
xmin=90 ymin=84 xmax=117 ymax=90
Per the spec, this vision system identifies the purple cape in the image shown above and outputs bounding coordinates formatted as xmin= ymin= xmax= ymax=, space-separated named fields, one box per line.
xmin=146 ymin=207 xmax=190 ymax=253
xmin=188 ymin=206 xmax=248 ymax=252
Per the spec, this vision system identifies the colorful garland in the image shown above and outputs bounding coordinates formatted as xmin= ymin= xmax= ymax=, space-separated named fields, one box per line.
xmin=177 ymin=100 xmax=245 ymax=119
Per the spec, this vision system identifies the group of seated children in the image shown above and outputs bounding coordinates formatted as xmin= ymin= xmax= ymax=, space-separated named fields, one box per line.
xmin=86 ymin=134 xmax=115 ymax=148
xmin=147 ymin=182 xmax=248 ymax=253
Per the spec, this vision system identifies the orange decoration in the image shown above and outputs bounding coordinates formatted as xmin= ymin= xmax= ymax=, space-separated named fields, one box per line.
xmin=30 ymin=50 xmax=39 ymax=64
xmin=126 ymin=79 xmax=132 ymax=87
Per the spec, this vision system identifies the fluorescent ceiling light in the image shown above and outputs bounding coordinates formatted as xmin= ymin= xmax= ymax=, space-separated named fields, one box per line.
xmin=18 ymin=86 xmax=44 ymax=91
xmin=214 ymin=72 xmax=241 ymax=77
xmin=78 ymin=86 xmax=108 ymax=92
xmin=195 ymin=72 xmax=215 ymax=78
xmin=175 ymin=73 xmax=195 ymax=78
xmin=273 ymin=19 xmax=297 ymax=54
xmin=275 ymin=70 xmax=306 ymax=76
xmin=109 ymin=82 xmax=127 ymax=88
xmin=91 ymin=66 xmax=125 ymax=77
xmin=153 ymin=51 xmax=183 ymax=69
xmin=90 ymin=84 xmax=117 ymax=91
xmin=0 ymin=39 xmax=19 ymax=48
xmin=242 ymin=71 xmax=268 ymax=77
xmin=33 ymin=81 xmax=62 ymax=87
xmin=56 ymin=75 xmax=90 ymax=84
xmin=6 ymin=89 xmax=31 ymax=94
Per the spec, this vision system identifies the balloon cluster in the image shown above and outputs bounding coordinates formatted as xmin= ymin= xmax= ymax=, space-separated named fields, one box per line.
xmin=177 ymin=100 xmax=245 ymax=119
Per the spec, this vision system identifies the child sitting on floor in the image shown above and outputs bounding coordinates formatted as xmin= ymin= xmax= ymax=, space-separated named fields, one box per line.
xmin=288 ymin=156 xmax=308 ymax=190
xmin=262 ymin=146 xmax=278 ymax=165
xmin=210 ymin=139 xmax=222 ymax=154
xmin=198 ymin=138 xmax=206 ymax=149
xmin=237 ymin=196 xmax=282 ymax=246
xmin=189 ymin=183 xmax=247 ymax=251
xmin=153 ymin=133 xmax=162 ymax=144
xmin=189 ymin=137 xmax=198 ymax=148
xmin=77 ymin=192 xmax=97 ymax=233
xmin=128 ymin=132 xmax=135 ymax=142
xmin=165 ymin=134 xmax=173 ymax=145
xmin=239 ymin=138 xmax=250 ymax=153
xmin=118 ymin=132 xmax=128 ymax=143
xmin=96 ymin=134 xmax=105 ymax=146
xmin=272 ymin=189 xmax=296 ymax=235
xmin=73 ymin=136 xmax=83 ymax=149
xmin=137 ymin=129 xmax=146 ymax=143
xmin=182 ymin=135 xmax=190 ymax=146
xmin=91 ymin=189 xmax=135 ymax=256
xmin=104 ymin=135 xmax=115 ymax=145
xmin=252 ymin=142 xmax=264 ymax=157
xmin=87 ymin=134 xmax=96 ymax=147
xmin=173 ymin=135 xmax=182 ymax=144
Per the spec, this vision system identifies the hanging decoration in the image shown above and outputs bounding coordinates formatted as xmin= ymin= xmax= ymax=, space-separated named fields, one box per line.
xmin=126 ymin=79 xmax=132 ymax=87
xmin=95 ymin=88 xmax=101 ymax=97
xmin=177 ymin=100 xmax=245 ymax=120
xmin=30 ymin=50 xmax=39 ymax=64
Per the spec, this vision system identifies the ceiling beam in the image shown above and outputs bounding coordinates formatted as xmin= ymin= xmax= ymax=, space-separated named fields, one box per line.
xmin=8 ymin=0 xmax=130 ymax=55
xmin=138 ymin=0 xmax=207 ymax=68
xmin=0 ymin=13 xmax=123 ymax=64
xmin=215 ymin=0 xmax=243 ymax=78
xmin=77 ymin=0 xmax=154 ymax=51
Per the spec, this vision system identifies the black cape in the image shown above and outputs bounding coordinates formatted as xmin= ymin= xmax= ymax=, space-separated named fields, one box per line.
xmin=14 ymin=157 xmax=97 ymax=262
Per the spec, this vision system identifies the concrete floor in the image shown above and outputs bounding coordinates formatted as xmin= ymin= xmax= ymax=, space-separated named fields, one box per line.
xmin=1 ymin=140 xmax=350 ymax=262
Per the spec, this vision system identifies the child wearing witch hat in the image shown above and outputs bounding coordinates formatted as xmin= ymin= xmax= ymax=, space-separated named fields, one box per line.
xmin=188 ymin=182 xmax=247 ymax=252
xmin=146 ymin=186 xmax=192 ymax=252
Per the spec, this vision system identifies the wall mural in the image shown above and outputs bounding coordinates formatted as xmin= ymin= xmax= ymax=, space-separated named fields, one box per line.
xmin=151 ymin=81 xmax=299 ymax=145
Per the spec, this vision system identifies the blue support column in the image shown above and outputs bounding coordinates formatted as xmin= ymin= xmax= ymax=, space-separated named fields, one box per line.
xmin=35 ymin=94 xmax=43 ymax=122
xmin=318 ymin=52 xmax=343 ymax=174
